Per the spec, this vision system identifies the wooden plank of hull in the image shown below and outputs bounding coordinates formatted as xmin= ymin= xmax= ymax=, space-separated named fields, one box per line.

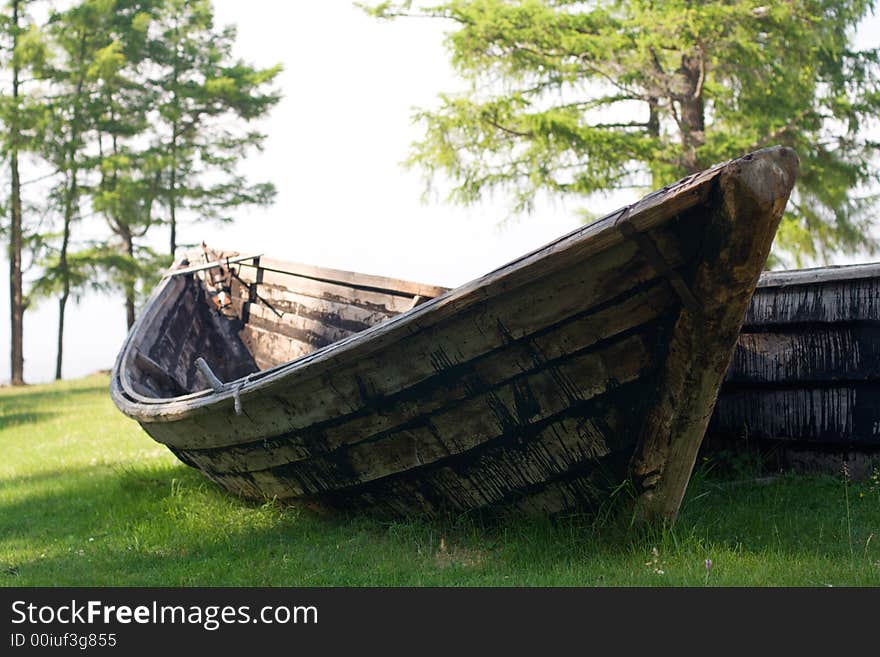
xmin=243 ymin=255 xmax=449 ymax=299
xmin=112 ymin=147 xmax=799 ymax=521
xmin=727 ymin=325 xmax=880 ymax=383
xmin=711 ymin=385 xmax=880 ymax=446
xmin=176 ymin=281 xmax=674 ymax=474
xmin=214 ymin=387 xmax=641 ymax=516
xmin=239 ymin=287 xmax=398 ymax=335
xmin=184 ymin=328 xmax=655 ymax=496
xmin=243 ymin=309 xmax=363 ymax=359
xmin=234 ymin=266 xmax=421 ymax=315
xmin=147 ymin=280 xmax=256 ymax=392
xmin=315 ymin=429 xmax=628 ymax=518
xmin=238 ymin=323 xmax=316 ymax=371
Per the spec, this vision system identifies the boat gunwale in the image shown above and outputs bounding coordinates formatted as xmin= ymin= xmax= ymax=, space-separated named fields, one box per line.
xmin=110 ymin=148 xmax=784 ymax=423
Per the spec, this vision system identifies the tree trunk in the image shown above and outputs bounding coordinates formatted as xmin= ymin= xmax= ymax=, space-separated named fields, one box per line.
xmin=677 ymin=50 xmax=706 ymax=174
xmin=8 ymin=0 xmax=24 ymax=385
xmin=169 ymin=40 xmax=180 ymax=258
xmin=55 ymin=173 xmax=75 ymax=380
xmin=169 ymin=160 xmax=177 ymax=256
xmin=124 ymin=230 xmax=136 ymax=329
xmin=647 ymin=96 xmax=661 ymax=188
xmin=55 ymin=294 xmax=67 ymax=380
xmin=55 ymin=32 xmax=87 ymax=381
xmin=9 ymin=146 xmax=23 ymax=386
xmin=126 ymin=289 xmax=136 ymax=329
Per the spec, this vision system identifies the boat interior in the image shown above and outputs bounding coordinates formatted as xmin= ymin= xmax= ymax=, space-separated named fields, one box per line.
xmin=124 ymin=247 xmax=449 ymax=399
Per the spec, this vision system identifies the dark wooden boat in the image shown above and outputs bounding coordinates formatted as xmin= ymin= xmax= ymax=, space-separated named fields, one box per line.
xmin=709 ymin=262 xmax=880 ymax=477
xmin=110 ymin=146 xmax=798 ymax=521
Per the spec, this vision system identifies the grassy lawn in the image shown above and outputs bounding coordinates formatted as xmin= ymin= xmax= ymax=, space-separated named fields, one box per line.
xmin=1 ymin=374 xmax=878 ymax=586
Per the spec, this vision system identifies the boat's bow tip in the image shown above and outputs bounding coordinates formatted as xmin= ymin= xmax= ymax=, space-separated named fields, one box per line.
xmin=731 ymin=145 xmax=800 ymax=206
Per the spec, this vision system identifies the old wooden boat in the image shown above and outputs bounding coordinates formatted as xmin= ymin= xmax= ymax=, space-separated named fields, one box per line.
xmin=111 ymin=146 xmax=798 ymax=521
xmin=709 ymin=262 xmax=880 ymax=477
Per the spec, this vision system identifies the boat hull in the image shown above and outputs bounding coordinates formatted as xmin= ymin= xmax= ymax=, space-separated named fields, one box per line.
xmin=111 ymin=147 xmax=799 ymax=519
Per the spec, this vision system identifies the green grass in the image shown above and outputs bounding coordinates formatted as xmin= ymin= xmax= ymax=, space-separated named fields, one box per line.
xmin=1 ymin=374 xmax=879 ymax=586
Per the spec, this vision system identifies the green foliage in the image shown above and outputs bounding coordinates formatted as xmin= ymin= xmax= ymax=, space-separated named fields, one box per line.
xmin=147 ymin=0 xmax=281 ymax=253
xmin=0 ymin=0 xmax=50 ymax=211
xmin=26 ymin=243 xmax=141 ymax=304
xmin=369 ymin=0 xmax=880 ymax=265
xmin=8 ymin=0 xmax=281 ymax=366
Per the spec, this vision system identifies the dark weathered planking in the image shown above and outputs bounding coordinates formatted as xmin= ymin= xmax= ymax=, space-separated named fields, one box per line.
xmin=744 ymin=277 xmax=880 ymax=325
xmin=711 ymin=261 xmax=880 ymax=456
xmin=183 ymin=329 xmax=656 ymax=494
xmin=727 ymin=326 xmax=880 ymax=384
xmin=111 ymin=147 xmax=798 ymax=521
xmin=710 ymin=386 xmax=880 ymax=446
xmin=175 ymin=282 xmax=675 ymax=475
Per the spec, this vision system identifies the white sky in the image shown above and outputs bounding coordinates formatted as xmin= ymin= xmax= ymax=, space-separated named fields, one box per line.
xmin=2 ymin=1 xmax=880 ymax=384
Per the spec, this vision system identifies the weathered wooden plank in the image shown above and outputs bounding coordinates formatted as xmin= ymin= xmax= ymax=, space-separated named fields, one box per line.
xmin=331 ymin=417 xmax=624 ymax=517
xmin=239 ymin=287 xmax=397 ymax=332
xmin=245 ymin=311 xmax=352 ymax=354
xmin=214 ymin=387 xmax=635 ymax=510
xmin=726 ymin=326 xmax=880 ymax=383
xmin=177 ymin=282 xmax=673 ymax=473
xmin=711 ymin=385 xmax=880 ymax=446
xmin=236 ymin=288 xmax=399 ymax=368
xmin=240 ymin=255 xmax=449 ymax=299
xmin=744 ymin=278 xmax=880 ymax=325
xmin=239 ymin=323 xmax=315 ymax=369
xmin=757 ymin=262 xmax=880 ymax=288
xmin=234 ymin=266 xmax=419 ymax=315
xmin=184 ymin=329 xmax=654 ymax=492
xmin=134 ymin=350 xmax=188 ymax=396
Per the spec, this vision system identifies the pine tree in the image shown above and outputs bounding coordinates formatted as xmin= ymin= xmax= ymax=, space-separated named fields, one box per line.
xmin=21 ymin=0 xmax=282 ymax=370
xmin=368 ymin=0 xmax=880 ymax=265
xmin=36 ymin=0 xmax=113 ymax=378
xmin=0 ymin=0 xmax=44 ymax=384
xmin=148 ymin=0 xmax=281 ymax=257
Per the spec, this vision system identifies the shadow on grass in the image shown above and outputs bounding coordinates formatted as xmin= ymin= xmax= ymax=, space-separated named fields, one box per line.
xmin=0 ymin=381 xmax=110 ymax=411
xmin=0 ymin=411 xmax=60 ymax=431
